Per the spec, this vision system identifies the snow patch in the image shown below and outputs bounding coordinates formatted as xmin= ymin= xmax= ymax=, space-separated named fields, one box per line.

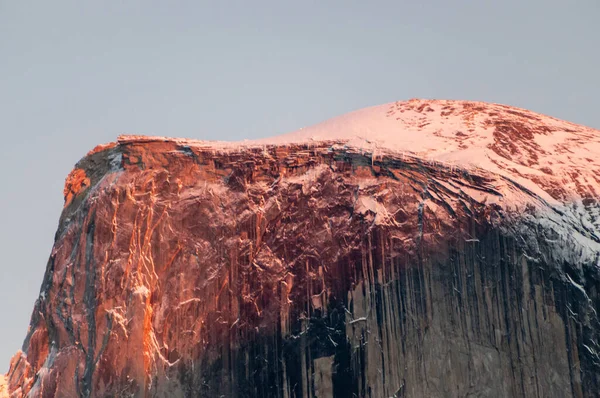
xmin=133 ymin=285 xmax=150 ymax=296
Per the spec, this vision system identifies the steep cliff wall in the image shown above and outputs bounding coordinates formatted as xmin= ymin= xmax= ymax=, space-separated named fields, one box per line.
xmin=4 ymin=100 xmax=600 ymax=397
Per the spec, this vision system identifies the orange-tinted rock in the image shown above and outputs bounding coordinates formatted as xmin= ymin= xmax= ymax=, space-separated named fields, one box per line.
xmin=4 ymin=101 xmax=600 ymax=397
xmin=0 ymin=375 xmax=6 ymax=398
xmin=63 ymin=168 xmax=90 ymax=208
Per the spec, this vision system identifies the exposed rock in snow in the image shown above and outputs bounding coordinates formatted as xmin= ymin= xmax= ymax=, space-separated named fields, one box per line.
xmin=4 ymin=99 xmax=600 ymax=397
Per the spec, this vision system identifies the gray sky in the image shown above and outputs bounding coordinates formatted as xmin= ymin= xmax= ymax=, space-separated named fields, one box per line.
xmin=1 ymin=1 xmax=598 ymax=372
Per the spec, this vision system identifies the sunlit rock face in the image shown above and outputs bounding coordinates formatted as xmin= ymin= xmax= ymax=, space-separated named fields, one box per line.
xmin=4 ymin=100 xmax=600 ymax=397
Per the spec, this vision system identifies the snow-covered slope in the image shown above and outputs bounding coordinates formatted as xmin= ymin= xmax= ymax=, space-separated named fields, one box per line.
xmin=118 ymin=99 xmax=600 ymax=204
xmin=256 ymin=99 xmax=600 ymax=205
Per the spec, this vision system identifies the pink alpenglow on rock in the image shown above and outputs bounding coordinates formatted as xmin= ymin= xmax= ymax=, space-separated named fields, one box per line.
xmin=0 ymin=375 xmax=7 ymax=398
xmin=4 ymin=99 xmax=600 ymax=397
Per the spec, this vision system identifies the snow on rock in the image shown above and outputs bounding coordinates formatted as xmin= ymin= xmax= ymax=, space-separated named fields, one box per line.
xmin=115 ymin=99 xmax=600 ymax=266
xmin=4 ymin=99 xmax=600 ymax=397
xmin=257 ymin=99 xmax=600 ymax=203
xmin=118 ymin=98 xmax=600 ymax=205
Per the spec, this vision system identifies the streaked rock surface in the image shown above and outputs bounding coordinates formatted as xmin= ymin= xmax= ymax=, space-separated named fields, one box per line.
xmin=4 ymin=100 xmax=600 ymax=397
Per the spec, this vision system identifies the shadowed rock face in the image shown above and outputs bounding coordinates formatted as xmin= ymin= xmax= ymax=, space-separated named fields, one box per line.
xmin=4 ymin=101 xmax=600 ymax=397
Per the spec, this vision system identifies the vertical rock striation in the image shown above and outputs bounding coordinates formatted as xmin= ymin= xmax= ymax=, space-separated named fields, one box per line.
xmin=4 ymin=100 xmax=600 ymax=397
